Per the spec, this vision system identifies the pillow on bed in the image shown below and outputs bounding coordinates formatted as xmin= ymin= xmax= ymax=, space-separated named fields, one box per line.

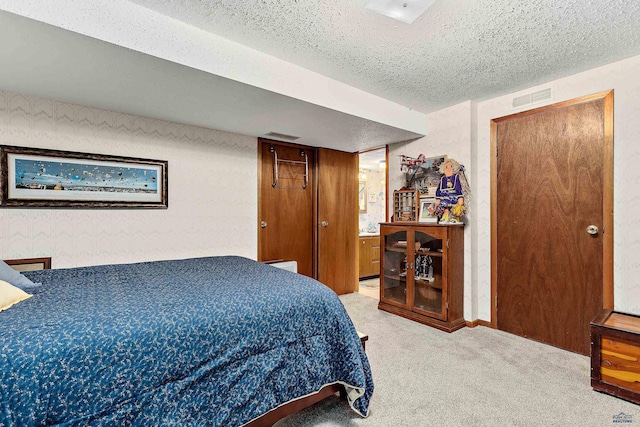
xmin=0 ymin=260 xmax=37 ymax=289
xmin=0 ymin=280 xmax=32 ymax=312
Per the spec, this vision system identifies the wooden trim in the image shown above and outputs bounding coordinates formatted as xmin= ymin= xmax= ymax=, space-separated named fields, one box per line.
xmin=602 ymin=90 xmax=614 ymax=309
xmin=244 ymin=384 xmax=344 ymax=427
xmin=312 ymin=147 xmax=319 ymax=280
xmin=490 ymin=90 xmax=614 ymax=327
xmin=491 ymin=90 xmax=614 ymax=124
xmin=465 ymin=319 xmax=479 ymax=328
xmin=385 ymin=145 xmax=390 ymax=223
xmin=464 ymin=319 xmax=493 ymax=328
xmin=477 ymin=319 xmax=492 ymax=328
xmin=4 ymin=257 xmax=51 ymax=270
xmin=490 ymin=120 xmax=499 ymax=329
xmin=257 ymin=139 xmax=265 ymax=262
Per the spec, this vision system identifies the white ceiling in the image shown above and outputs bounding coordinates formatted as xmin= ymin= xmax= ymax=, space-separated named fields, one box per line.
xmin=126 ymin=0 xmax=640 ymax=112
xmin=2 ymin=1 xmax=640 ymax=152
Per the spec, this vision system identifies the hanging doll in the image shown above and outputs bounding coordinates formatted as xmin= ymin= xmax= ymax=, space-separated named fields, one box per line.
xmin=429 ymin=159 xmax=471 ymax=223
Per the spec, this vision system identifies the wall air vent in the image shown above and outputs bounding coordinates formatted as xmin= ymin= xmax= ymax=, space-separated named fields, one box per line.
xmin=512 ymin=88 xmax=552 ymax=109
xmin=263 ymin=132 xmax=300 ymax=142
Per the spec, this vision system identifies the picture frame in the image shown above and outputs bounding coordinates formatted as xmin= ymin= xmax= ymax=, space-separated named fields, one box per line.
xmin=418 ymin=197 xmax=438 ymax=223
xmin=404 ymin=154 xmax=448 ymax=196
xmin=359 ymin=181 xmax=367 ymax=213
xmin=0 ymin=145 xmax=168 ymax=208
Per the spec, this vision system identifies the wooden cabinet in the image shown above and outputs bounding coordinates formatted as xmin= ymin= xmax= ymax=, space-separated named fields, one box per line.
xmin=378 ymin=222 xmax=464 ymax=332
xmin=359 ymin=236 xmax=380 ymax=278
xmin=591 ymin=310 xmax=640 ymax=405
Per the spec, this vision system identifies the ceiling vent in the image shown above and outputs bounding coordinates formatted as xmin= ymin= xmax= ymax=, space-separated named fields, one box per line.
xmin=512 ymin=88 xmax=552 ymax=109
xmin=263 ymin=132 xmax=300 ymax=142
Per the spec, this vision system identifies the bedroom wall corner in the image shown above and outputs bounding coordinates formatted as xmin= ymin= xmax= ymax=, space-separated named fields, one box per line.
xmin=388 ymin=100 xmax=474 ymax=321
xmin=0 ymin=89 xmax=258 ymax=268
xmin=475 ymin=54 xmax=640 ymax=319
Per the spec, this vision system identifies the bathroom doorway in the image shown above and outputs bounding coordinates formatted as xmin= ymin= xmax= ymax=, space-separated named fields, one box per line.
xmin=357 ymin=147 xmax=387 ymax=299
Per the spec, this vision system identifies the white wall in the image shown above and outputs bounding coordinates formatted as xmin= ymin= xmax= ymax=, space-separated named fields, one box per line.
xmin=475 ymin=54 xmax=640 ymax=319
xmin=389 ymin=101 xmax=474 ymax=319
xmin=0 ymin=1 xmax=426 ymax=135
xmin=389 ymin=54 xmax=640 ymax=321
xmin=0 ymin=90 xmax=257 ymax=268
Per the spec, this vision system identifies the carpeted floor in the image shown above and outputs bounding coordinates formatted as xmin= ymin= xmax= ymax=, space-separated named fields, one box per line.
xmin=275 ymin=293 xmax=639 ymax=427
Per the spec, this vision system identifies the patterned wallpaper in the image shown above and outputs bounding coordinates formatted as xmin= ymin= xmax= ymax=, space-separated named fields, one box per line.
xmin=358 ymin=167 xmax=386 ymax=233
xmin=0 ymin=90 xmax=257 ymax=268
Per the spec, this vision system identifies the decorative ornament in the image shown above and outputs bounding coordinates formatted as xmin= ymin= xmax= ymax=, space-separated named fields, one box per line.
xmin=429 ymin=159 xmax=471 ymax=224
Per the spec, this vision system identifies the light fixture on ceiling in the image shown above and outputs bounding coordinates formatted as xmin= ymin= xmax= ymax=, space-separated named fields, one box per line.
xmin=365 ymin=0 xmax=437 ymax=24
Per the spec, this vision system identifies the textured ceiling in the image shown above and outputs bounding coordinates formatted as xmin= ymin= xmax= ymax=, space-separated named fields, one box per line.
xmin=127 ymin=0 xmax=640 ymax=114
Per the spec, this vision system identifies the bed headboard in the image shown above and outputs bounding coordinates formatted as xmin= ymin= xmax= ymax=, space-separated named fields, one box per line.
xmin=4 ymin=257 xmax=51 ymax=272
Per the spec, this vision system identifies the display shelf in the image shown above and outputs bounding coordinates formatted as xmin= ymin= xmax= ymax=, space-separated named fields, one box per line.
xmin=378 ymin=222 xmax=464 ymax=333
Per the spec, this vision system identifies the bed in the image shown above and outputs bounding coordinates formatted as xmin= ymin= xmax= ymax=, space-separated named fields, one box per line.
xmin=0 ymin=256 xmax=373 ymax=426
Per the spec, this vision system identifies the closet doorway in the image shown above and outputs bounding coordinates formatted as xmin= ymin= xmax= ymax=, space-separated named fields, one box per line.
xmin=357 ymin=147 xmax=388 ymax=299
xmin=258 ymin=138 xmax=358 ymax=295
xmin=491 ymin=90 xmax=614 ymax=355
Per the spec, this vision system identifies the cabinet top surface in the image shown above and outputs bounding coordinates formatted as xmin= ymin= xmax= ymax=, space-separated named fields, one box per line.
xmin=602 ymin=312 xmax=640 ymax=334
xmin=380 ymin=222 xmax=464 ymax=227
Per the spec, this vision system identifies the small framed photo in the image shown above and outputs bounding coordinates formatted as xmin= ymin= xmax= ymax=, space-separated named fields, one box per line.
xmin=418 ymin=197 xmax=438 ymax=223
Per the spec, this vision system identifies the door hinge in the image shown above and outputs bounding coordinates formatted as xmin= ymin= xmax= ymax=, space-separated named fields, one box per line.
xmin=446 ymin=239 xmax=449 ymax=248
xmin=446 ymin=301 xmax=449 ymax=310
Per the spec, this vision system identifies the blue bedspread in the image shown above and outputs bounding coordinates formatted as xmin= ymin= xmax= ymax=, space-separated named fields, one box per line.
xmin=0 ymin=256 xmax=373 ymax=426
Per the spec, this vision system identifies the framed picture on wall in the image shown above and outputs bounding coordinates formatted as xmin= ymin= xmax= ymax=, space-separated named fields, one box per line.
xmin=403 ymin=154 xmax=447 ymax=196
xmin=359 ymin=181 xmax=367 ymax=213
xmin=418 ymin=197 xmax=438 ymax=223
xmin=0 ymin=145 xmax=168 ymax=208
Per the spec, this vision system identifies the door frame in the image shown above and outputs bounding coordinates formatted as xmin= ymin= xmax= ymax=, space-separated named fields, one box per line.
xmin=357 ymin=145 xmax=390 ymax=222
xmin=489 ymin=90 xmax=614 ymax=328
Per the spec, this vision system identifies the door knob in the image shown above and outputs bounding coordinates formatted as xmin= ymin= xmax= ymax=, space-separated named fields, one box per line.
xmin=261 ymin=221 xmax=267 ymax=228
xmin=321 ymin=221 xmax=329 ymax=227
xmin=586 ymin=225 xmax=598 ymax=235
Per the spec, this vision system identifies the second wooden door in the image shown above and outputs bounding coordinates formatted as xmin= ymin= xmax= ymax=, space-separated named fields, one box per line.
xmin=316 ymin=148 xmax=358 ymax=295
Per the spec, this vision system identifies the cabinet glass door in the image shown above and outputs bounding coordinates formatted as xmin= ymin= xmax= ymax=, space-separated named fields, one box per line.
xmin=412 ymin=229 xmax=446 ymax=319
xmin=381 ymin=229 xmax=408 ymax=306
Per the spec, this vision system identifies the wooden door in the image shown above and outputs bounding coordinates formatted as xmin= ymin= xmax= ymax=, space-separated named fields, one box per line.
xmin=258 ymin=139 xmax=315 ymax=277
xmin=492 ymin=91 xmax=613 ymax=355
xmin=317 ymin=148 xmax=358 ymax=295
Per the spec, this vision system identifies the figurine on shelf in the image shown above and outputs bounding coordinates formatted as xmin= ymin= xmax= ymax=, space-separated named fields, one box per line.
xmin=399 ymin=254 xmax=408 ymax=277
xmin=430 ymin=159 xmax=471 ymax=224
xmin=422 ymin=255 xmax=435 ymax=282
